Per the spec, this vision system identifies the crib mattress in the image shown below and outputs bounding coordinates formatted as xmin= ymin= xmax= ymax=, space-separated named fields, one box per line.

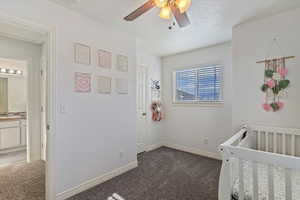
xmin=232 ymin=161 xmax=300 ymax=200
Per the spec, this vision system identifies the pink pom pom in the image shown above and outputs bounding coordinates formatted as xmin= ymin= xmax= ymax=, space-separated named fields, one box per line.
xmin=277 ymin=101 xmax=284 ymax=110
xmin=278 ymin=68 xmax=288 ymax=77
xmin=266 ymin=80 xmax=276 ymax=88
xmin=262 ymin=103 xmax=271 ymax=112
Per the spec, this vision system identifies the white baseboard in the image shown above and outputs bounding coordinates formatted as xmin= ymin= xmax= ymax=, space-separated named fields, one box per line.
xmin=0 ymin=146 xmax=26 ymax=154
xmin=146 ymin=143 xmax=163 ymax=152
xmin=56 ymin=160 xmax=138 ymax=200
xmin=164 ymin=143 xmax=222 ymax=160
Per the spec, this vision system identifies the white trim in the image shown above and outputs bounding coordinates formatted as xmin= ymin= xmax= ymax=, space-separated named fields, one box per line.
xmin=146 ymin=143 xmax=163 ymax=152
xmin=0 ymin=146 xmax=26 ymax=154
xmin=0 ymin=12 xmax=57 ymax=200
xmin=56 ymin=161 xmax=138 ymax=200
xmin=164 ymin=143 xmax=222 ymax=160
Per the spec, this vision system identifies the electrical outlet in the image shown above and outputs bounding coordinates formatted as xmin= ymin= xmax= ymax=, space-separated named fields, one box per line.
xmin=59 ymin=104 xmax=66 ymax=114
xmin=204 ymin=138 xmax=209 ymax=145
xmin=119 ymin=151 xmax=124 ymax=159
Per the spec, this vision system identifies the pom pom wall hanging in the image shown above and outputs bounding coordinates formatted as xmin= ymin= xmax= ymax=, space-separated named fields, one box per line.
xmin=257 ymin=38 xmax=294 ymax=112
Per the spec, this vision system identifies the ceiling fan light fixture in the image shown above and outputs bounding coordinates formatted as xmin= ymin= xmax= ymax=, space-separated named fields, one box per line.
xmin=159 ymin=6 xmax=171 ymax=19
xmin=154 ymin=0 xmax=168 ymax=8
xmin=176 ymin=0 xmax=191 ymax=13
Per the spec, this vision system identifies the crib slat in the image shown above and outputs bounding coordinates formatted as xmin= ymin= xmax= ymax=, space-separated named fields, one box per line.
xmin=285 ymin=168 xmax=292 ymax=200
xmin=273 ymin=133 xmax=277 ymax=153
xmin=252 ymin=161 xmax=258 ymax=200
xmin=268 ymin=165 xmax=274 ymax=200
xmin=283 ymin=134 xmax=286 ymax=154
xmin=257 ymin=131 xmax=261 ymax=150
xmin=265 ymin=132 xmax=269 ymax=152
xmin=291 ymin=134 xmax=295 ymax=156
xmin=239 ymin=159 xmax=245 ymax=200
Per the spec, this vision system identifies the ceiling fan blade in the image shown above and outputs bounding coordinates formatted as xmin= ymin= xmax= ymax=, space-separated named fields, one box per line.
xmin=124 ymin=0 xmax=156 ymax=21
xmin=170 ymin=5 xmax=191 ymax=28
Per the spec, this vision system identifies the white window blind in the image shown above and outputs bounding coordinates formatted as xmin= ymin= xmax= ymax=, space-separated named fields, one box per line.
xmin=174 ymin=65 xmax=223 ymax=103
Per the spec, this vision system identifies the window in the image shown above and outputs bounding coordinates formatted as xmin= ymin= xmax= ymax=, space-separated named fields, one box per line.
xmin=173 ymin=65 xmax=223 ymax=103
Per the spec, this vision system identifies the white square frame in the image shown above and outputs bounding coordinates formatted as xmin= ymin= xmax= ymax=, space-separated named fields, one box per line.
xmin=116 ymin=54 xmax=128 ymax=72
xmin=74 ymin=43 xmax=91 ymax=65
xmin=97 ymin=76 xmax=112 ymax=94
xmin=115 ymin=78 xmax=128 ymax=94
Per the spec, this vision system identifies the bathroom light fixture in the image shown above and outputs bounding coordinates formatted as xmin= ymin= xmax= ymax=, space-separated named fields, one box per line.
xmin=0 ymin=67 xmax=23 ymax=75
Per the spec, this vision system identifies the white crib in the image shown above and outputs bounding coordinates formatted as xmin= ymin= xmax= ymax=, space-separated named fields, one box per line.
xmin=219 ymin=125 xmax=300 ymax=200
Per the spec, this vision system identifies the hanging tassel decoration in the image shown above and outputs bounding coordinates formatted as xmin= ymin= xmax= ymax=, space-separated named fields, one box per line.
xmin=261 ymin=58 xmax=290 ymax=112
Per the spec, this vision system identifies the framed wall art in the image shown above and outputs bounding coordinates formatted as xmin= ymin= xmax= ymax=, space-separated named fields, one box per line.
xmin=115 ymin=78 xmax=128 ymax=94
xmin=116 ymin=55 xmax=128 ymax=72
xmin=74 ymin=72 xmax=91 ymax=93
xmin=98 ymin=49 xmax=112 ymax=69
xmin=97 ymin=76 xmax=112 ymax=94
xmin=74 ymin=43 xmax=91 ymax=65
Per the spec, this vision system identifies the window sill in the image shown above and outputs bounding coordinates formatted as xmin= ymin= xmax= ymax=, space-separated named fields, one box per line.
xmin=172 ymin=101 xmax=224 ymax=107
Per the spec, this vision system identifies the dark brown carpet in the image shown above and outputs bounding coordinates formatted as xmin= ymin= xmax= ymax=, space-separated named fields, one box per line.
xmin=69 ymin=147 xmax=222 ymax=200
xmin=0 ymin=161 xmax=45 ymax=200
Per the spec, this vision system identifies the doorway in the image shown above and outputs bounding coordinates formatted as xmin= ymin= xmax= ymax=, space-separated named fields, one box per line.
xmin=0 ymin=15 xmax=55 ymax=200
xmin=0 ymin=58 xmax=28 ymax=166
xmin=136 ymin=65 xmax=148 ymax=154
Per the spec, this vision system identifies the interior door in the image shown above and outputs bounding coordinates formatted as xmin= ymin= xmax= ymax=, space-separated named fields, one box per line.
xmin=136 ymin=66 xmax=147 ymax=154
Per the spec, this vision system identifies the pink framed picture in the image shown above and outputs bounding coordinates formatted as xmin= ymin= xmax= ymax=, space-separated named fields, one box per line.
xmin=74 ymin=72 xmax=91 ymax=93
xmin=98 ymin=50 xmax=112 ymax=69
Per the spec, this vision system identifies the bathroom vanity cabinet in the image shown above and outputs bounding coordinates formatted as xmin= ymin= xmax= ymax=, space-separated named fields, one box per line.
xmin=0 ymin=119 xmax=26 ymax=152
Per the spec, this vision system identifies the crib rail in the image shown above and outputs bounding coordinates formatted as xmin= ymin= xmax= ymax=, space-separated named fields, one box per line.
xmin=219 ymin=125 xmax=300 ymax=200
xmin=227 ymin=144 xmax=300 ymax=170
xmin=252 ymin=125 xmax=300 ymax=156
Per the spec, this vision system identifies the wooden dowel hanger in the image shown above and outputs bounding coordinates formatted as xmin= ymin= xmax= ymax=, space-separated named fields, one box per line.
xmin=256 ymin=56 xmax=295 ymax=64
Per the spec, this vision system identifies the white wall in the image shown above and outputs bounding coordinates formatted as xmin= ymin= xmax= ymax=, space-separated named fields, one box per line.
xmin=162 ymin=42 xmax=232 ymax=158
xmin=0 ymin=0 xmax=137 ymax=196
xmin=136 ymin=39 xmax=162 ymax=150
xmin=0 ymin=36 xmax=41 ymax=161
xmin=232 ymin=8 xmax=300 ymax=131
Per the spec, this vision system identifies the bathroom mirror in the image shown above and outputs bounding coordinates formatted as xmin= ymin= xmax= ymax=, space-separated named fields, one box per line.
xmin=0 ymin=76 xmax=26 ymax=114
xmin=0 ymin=77 xmax=8 ymax=114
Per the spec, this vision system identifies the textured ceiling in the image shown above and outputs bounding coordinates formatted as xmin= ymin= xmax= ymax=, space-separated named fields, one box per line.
xmin=49 ymin=0 xmax=300 ymax=56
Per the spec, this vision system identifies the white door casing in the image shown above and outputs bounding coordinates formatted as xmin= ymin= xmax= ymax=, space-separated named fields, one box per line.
xmin=136 ymin=65 xmax=148 ymax=154
xmin=40 ymin=43 xmax=47 ymax=161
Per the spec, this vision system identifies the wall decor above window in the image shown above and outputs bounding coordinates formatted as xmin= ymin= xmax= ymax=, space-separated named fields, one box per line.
xmin=116 ymin=55 xmax=128 ymax=72
xmin=98 ymin=49 xmax=112 ymax=69
xmin=74 ymin=43 xmax=91 ymax=65
xmin=74 ymin=72 xmax=91 ymax=93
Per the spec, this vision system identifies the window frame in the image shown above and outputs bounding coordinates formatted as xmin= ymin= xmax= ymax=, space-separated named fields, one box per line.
xmin=172 ymin=63 xmax=224 ymax=106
